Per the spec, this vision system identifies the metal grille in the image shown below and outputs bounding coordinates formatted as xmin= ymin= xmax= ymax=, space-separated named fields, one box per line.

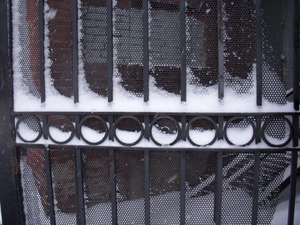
xmin=80 ymin=0 xmax=108 ymax=97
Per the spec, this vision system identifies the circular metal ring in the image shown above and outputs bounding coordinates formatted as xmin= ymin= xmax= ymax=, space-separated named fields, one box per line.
xmin=186 ymin=116 xmax=218 ymax=146
xmin=224 ymin=116 xmax=256 ymax=146
xmin=113 ymin=116 xmax=144 ymax=146
xmin=79 ymin=115 xmax=109 ymax=145
xmin=262 ymin=116 xmax=293 ymax=147
xmin=16 ymin=115 xmax=43 ymax=143
xmin=47 ymin=115 xmax=75 ymax=144
xmin=149 ymin=116 xmax=181 ymax=146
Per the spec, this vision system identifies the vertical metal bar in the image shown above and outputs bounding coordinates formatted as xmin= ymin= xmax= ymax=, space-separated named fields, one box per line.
xmin=293 ymin=0 xmax=299 ymax=110
xmin=180 ymin=0 xmax=186 ymax=102
xmin=215 ymin=150 xmax=223 ymax=225
xmin=144 ymin=150 xmax=150 ymax=224
xmin=72 ymin=0 xmax=79 ymax=103
xmin=143 ymin=0 xmax=149 ymax=102
xmin=256 ymin=0 xmax=262 ymax=106
xmin=0 ymin=0 xmax=21 ymax=223
xmin=180 ymin=151 xmax=186 ymax=225
xmin=42 ymin=115 xmax=48 ymax=139
xmin=75 ymin=148 xmax=86 ymax=225
xmin=144 ymin=115 xmax=150 ymax=140
xmin=107 ymin=0 xmax=113 ymax=102
xmin=181 ymin=115 xmax=186 ymax=141
xmin=293 ymin=114 xmax=299 ymax=147
xmin=75 ymin=115 xmax=80 ymax=139
xmin=44 ymin=148 xmax=56 ymax=225
xmin=255 ymin=116 xmax=261 ymax=144
xmin=110 ymin=149 xmax=117 ymax=224
xmin=218 ymin=116 xmax=224 ymax=140
xmin=288 ymin=150 xmax=298 ymax=225
xmin=217 ymin=0 xmax=224 ymax=100
xmin=109 ymin=114 xmax=114 ymax=140
xmin=39 ymin=0 xmax=45 ymax=102
xmin=251 ymin=151 xmax=260 ymax=225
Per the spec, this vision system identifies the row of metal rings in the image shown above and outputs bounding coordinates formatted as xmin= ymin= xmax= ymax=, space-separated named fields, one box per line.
xmin=15 ymin=115 xmax=294 ymax=147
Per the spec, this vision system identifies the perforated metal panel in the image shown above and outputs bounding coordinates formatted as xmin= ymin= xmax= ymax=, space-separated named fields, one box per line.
xmin=17 ymin=0 xmax=41 ymax=98
xmin=223 ymin=0 xmax=256 ymax=94
xmin=80 ymin=0 xmax=108 ymax=97
xmin=19 ymin=148 xmax=50 ymax=224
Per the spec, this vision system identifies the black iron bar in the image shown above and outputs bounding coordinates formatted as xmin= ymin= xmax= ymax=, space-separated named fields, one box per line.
xmin=44 ymin=147 xmax=56 ymax=225
xmin=75 ymin=115 xmax=80 ymax=139
xmin=255 ymin=116 xmax=261 ymax=144
xmin=39 ymin=0 xmax=45 ymax=102
xmin=251 ymin=151 xmax=260 ymax=225
xmin=256 ymin=0 xmax=262 ymax=106
xmin=180 ymin=0 xmax=186 ymax=102
xmin=288 ymin=150 xmax=298 ymax=225
xmin=217 ymin=0 xmax=224 ymax=100
xmin=110 ymin=149 xmax=117 ymax=224
xmin=293 ymin=114 xmax=299 ymax=147
xmin=180 ymin=151 xmax=186 ymax=225
xmin=144 ymin=150 xmax=150 ymax=225
xmin=218 ymin=116 xmax=224 ymax=140
xmin=72 ymin=0 xmax=79 ymax=103
xmin=181 ymin=115 xmax=186 ymax=140
xmin=107 ymin=0 xmax=113 ymax=102
xmin=215 ymin=150 xmax=223 ymax=225
xmin=144 ymin=115 xmax=150 ymax=140
xmin=143 ymin=0 xmax=149 ymax=102
xmin=75 ymin=148 xmax=86 ymax=225
xmin=109 ymin=114 xmax=114 ymax=140
xmin=293 ymin=0 xmax=299 ymax=110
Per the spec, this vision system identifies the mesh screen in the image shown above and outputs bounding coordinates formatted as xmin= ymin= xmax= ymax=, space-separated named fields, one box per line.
xmin=221 ymin=153 xmax=254 ymax=224
xmin=80 ymin=0 xmax=108 ymax=97
xmin=18 ymin=0 xmax=41 ymax=98
xmin=114 ymin=0 xmax=144 ymax=96
xmin=150 ymin=152 xmax=180 ymax=224
xmin=261 ymin=0 xmax=286 ymax=104
xmin=50 ymin=149 xmax=77 ymax=224
xmin=19 ymin=148 xmax=50 ymax=224
xmin=257 ymin=152 xmax=290 ymax=224
xmin=185 ymin=151 xmax=216 ymax=224
xmin=223 ymin=0 xmax=256 ymax=94
xmin=187 ymin=0 xmax=218 ymax=88
xmin=16 ymin=115 xmax=42 ymax=142
xmin=149 ymin=0 xmax=181 ymax=95
xmin=47 ymin=0 xmax=73 ymax=97
xmin=82 ymin=150 xmax=112 ymax=224
xmin=115 ymin=151 xmax=145 ymax=224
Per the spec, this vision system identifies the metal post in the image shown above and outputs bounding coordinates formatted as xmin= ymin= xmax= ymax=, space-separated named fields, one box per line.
xmin=251 ymin=151 xmax=260 ymax=225
xmin=217 ymin=0 xmax=224 ymax=100
xmin=293 ymin=0 xmax=299 ymax=110
xmin=215 ymin=150 xmax=223 ymax=225
xmin=72 ymin=0 xmax=79 ymax=103
xmin=110 ymin=149 xmax=117 ymax=224
xmin=180 ymin=0 xmax=186 ymax=102
xmin=75 ymin=148 xmax=86 ymax=225
xmin=288 ymin=150 xmax=298 ymax=225
xmin=0 ymin=1 xmax=21 ymax=224
xmin=144 ymin=150 xmax=150 ymax=225
xmin=256 ymin=0 xmax=262 ymax=106
xmin=107 ymin=0 xmax=113 ymax=102
xmin=44 ymin=148 xmax=56 ymax=225
xmin=180 ymin=151 xmax=186 ymax=225
xmin=143 ymin=0 xmax=149 ymax=102
xmin=39 ymin=0 xmax=45 ymax=103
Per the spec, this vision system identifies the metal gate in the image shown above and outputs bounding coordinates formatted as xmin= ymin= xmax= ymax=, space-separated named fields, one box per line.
xmin=0 ymin=0 xmax=299 ymax=224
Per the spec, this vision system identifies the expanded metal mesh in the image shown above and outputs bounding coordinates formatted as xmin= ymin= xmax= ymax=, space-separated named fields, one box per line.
xmin=80 ymin=0 xmax=108 ymax=97
xmin=19 ymin=148 xmax=50 ymax=224
xmin=82 ymin=150 xmax=112 ymax=224
xmin=223 ymin=0 xmax=256 ymax=94
xmin=114 ymin=0 xmax=144 ymax=97
xmin=17 ymin=0 xmax=41 ymax=98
